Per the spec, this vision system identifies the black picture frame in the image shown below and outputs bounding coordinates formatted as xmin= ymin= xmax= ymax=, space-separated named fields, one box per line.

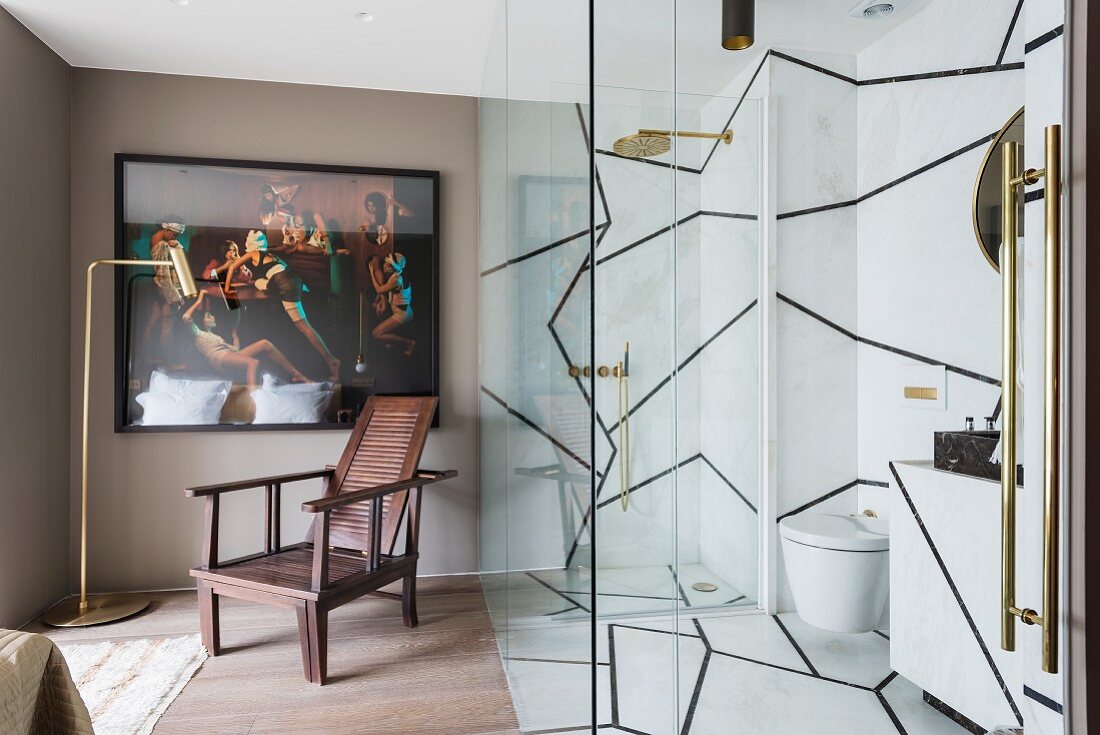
xmin=114 ymin=153 xmax=441 ymax=432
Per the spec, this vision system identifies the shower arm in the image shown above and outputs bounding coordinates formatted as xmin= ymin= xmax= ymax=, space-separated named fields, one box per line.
xmin=638 ymin=128 xmax=733 ymax=144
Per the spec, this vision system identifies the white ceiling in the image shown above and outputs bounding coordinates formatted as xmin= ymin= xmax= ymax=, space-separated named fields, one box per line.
xmin=2 ymin=0 xmax=925 ymax=99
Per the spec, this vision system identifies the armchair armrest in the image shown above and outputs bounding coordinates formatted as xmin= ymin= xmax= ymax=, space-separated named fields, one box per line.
xmin=185 ymin=469 xmax=335 ymax=497
xmin=300 ymin=469 xmax=457 ymax=513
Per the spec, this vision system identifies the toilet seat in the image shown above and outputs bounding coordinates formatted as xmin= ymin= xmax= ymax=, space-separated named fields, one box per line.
xmin=779 ymin=514 xmax=889 ymax=552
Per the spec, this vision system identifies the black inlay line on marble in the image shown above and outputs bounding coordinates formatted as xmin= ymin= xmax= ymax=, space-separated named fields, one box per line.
xmin=701 ymin=50 xmax=771 ymax=173
xmin=996 ymin=0 xmax=1026 ymax=65
xmin=700 ymin=209 xmax=758 ymax=221
xmin=770 ymin=49 xmax=858 ymax=85
xmin=681 ymin=650 xmax=712 ymax=735
xmin=776 ymin=199 xmax=860 ymax=220
xmin=613 ymin=622 xmax=703 ymax=640
xmin=594 ymin=210 xmax=702 ymax=267
xmin=874 ymin=629 xmax=891 ymax=641
xmin=525 ymin=571 xmax=590 ymax=614
xmin=595 ymin=147 xmax=704 ymax=175
xmin=890 ymin=463 xmax=1024 ymax=725
xmin=859 ymin=479 xmax=892 ymax=489
xmin=552 ymin=589 xmax=679 ymax=603
xmin=876 ymin=691 xmax=910 ymax=735
xmin=858 ymin=62 xmax=1023 ymax=87
xmin=777 ymin=293 xmax=1001 ymax=386
xmin=692 ymin=618 xmax=712 ymax=652
xmin=479 ymin=222 xmax=607 ymax=278
xmin=608 ymin=625 xmax=621 ymax=726
xmin=858 ymin=132 xmax=997 ymax=202
xmin=1023 ymin=684 xmax=1065 ymax=714
xmin=709 ymin=648 xmax=874 ymax=692
xmin=1025 ymin=188 xmax=1046 ymax=203
xmin=543 ymin=604 xmax=581 ymax=617
xmin=608 ymin=299 xmax=758 ymax=432
xmin=776 ymin=480 xmax=859 ymax=523
xmin=777 ymin=133 xmax=998 ymax=220
xmin=874 ymin=671 xmax=899 ymax=692
xmin=923 ymin=691 xmax=986 ymax=735
xmin=550 ymin=252 xmax=591 ymax=325
xmin=772 ymin=615 xmax=820 ymax=677
xmin=699 ymin=454 xmax=758 ymax=514
xmin=604 ymin=726 xmax=657 ymax=735
xmin=529 ymin=727 xmax=596 ymax=735
xmin=480 ymin=386 xmax=593 ymax=471
xmin=724 ymin=595 xmax=748 ymax=605
xmin=1025 ymin=25 xmax=1065 ymax=54
xmin=772 ymin=47 xmax=1023 ymax=88
xmin=670 ymin=564 xmax=693 ymax=608
xmin=506 ymin=656 xmax=590 ymax=666
xmin=595 ymin=453 xmax=696 ymax=510
xmin=564 ymin=502 xmax=593 ymax=570
xmin=574 ymin=102 xmax=614 ymax=228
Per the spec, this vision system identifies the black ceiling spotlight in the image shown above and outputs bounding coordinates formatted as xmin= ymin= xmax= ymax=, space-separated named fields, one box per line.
xmin=721 ymin=0 xmax=755 ymax=50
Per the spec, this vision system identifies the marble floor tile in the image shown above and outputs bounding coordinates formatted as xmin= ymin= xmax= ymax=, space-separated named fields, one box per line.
xmin=493 ymin=606 xmax=971 ymax=735
xmin=774 ymin=611 xmax=894 ymax=689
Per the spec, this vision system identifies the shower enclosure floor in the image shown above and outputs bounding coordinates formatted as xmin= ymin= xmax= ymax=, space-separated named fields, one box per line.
xmin=485 ymin=563 xmax=754 ymax=624
xmin=486 ymin=574 xmax=970 ymax=735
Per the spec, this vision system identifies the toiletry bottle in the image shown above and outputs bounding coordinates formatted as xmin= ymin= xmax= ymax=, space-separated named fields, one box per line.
xmin=986 ymin=416 xmax=996 ymax=431
xmin=965 ymin=416 xmax=975 ymax=431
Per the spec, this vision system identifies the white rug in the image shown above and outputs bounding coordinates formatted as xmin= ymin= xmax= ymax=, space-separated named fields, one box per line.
xmin=57 ymin=635 xmax=207 ymax=735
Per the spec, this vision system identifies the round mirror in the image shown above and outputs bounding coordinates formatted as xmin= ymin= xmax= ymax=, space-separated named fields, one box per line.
xmin=973 ymin=108 xmax=1025 ymax=272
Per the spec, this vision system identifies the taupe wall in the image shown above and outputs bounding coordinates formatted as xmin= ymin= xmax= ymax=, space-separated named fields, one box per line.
xmin=0 ymin=8 xmax=71 ymax=627
xmin=70 ymin=69 xmax=480 ymax=591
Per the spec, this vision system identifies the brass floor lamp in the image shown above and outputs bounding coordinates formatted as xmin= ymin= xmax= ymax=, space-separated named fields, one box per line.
xmin=41 ymin=245 xmax=198 ymax=627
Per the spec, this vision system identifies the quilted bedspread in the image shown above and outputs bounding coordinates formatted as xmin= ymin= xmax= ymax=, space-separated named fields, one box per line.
xmin=0 ymin=629 xmax=94 ymax=735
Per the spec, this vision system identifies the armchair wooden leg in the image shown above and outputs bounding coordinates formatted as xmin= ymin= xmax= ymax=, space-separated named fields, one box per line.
xmin=305 ymin=601 xmax=328 ymax=685
xmin=402 ymin=571 xmax=418 ymax=628
xmin=197 ymin=581 xmax=221 ymax=656
xmin=295 ymin=604 xmax=313 ymax=683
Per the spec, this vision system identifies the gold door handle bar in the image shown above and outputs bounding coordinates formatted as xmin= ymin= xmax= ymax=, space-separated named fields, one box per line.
xmin=1000 ymin=126 xmax=1062 ymax=675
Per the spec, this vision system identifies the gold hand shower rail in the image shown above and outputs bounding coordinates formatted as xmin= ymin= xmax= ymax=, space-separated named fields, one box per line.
xmin=616 ymin=344 xmax=631 ymax=512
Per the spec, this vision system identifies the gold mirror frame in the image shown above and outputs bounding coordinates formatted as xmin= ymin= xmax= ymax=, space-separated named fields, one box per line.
xmin=972 ymin=107 xmax=1025 ymax=272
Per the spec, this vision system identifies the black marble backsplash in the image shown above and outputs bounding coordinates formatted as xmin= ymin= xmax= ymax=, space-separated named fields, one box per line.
xmin=933 ymin=430 xmax=1024 ymax=486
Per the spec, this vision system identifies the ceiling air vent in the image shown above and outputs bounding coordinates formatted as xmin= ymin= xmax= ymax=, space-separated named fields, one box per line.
xmin=848 ymin=0 xmax=912 ymax=19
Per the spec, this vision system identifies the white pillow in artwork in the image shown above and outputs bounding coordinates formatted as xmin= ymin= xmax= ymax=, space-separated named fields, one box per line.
xmin=251 ymin=386 xmax=334 ymax=424
xmin=260 ymin=373 xmax=334 ymax=394
xmin=149 ymin=370 xmax=232 ymax=396
xmin=136 ymin=390 xmax=229 ymax=425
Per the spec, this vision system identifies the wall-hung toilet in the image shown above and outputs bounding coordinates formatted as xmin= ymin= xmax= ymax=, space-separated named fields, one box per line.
xmin=780 ymin=513 xmax=889 ymax=634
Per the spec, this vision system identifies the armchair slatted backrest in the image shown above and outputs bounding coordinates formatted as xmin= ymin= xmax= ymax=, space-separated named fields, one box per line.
xmin=312 ymin=396 xmax=438 ymax=554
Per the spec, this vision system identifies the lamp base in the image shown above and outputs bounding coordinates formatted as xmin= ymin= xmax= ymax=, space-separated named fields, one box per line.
xmin=40 ymin=593 xmax=151 ymax=627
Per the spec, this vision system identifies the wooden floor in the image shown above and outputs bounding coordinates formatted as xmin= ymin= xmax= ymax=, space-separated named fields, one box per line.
xmin=25 ymin=575 xmax=520 ymax=735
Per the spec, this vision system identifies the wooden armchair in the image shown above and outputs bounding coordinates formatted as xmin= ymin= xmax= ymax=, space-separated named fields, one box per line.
xmin=185 ymin=396 xmax=454 ymax=684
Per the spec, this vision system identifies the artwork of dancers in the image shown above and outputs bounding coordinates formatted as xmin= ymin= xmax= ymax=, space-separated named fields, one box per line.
xmin=116 ymin=155 xmax=439 ymax=430
xmin=223 ymin=230 xmax=341 ymax=381
xmin=360 ymin=191 xmax=416 ymax=357
xmin=202 ymin=240 xmax=252 ymax=284
xmin=143 ymin=219 xmax=187 ymax=363
xmin=370 ymin=251 xmax=415 ymax=356
xmin=183 ymin=291 xmax=309 ymax=388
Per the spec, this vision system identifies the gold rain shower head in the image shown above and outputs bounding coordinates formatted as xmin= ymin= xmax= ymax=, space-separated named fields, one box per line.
xmin=611 ymin=129 xmax=734 ymax=159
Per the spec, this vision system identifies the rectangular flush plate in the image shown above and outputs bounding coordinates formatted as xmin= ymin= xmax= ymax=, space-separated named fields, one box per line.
xmin=899 ymin=364 xmax=946 ymax=410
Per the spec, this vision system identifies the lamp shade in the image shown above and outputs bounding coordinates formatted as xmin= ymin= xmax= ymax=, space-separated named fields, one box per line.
xmin=722 ymin=0 xmax=755 ymax=50
xmin=167 ymin=244 xmax=199 ymax=298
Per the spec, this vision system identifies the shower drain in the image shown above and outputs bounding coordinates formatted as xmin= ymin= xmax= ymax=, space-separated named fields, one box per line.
xmin=691 ymin=582 xmax=719 ymax=593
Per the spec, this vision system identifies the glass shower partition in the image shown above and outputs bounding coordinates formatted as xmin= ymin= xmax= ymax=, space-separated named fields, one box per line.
xmin=478 ymin=3 xmax=766 ymax=731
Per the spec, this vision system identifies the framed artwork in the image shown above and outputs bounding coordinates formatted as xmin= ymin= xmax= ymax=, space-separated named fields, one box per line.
xmin=114 ymin=154 xmax=440 ymax=432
